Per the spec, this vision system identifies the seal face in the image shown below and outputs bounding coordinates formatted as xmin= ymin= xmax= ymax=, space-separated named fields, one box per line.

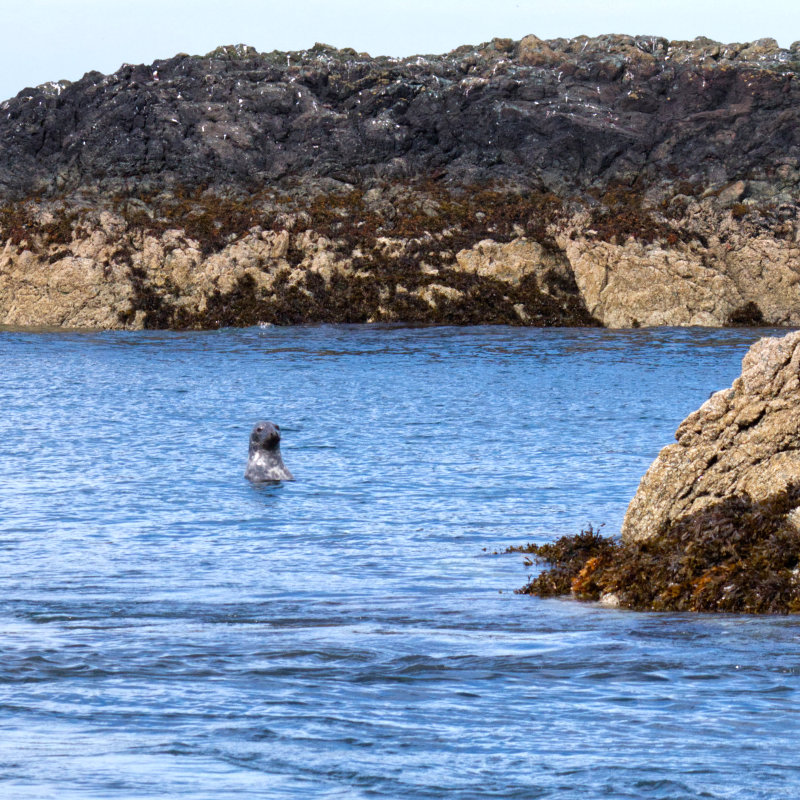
xmin=245 ymin=421 xmax=294 ymax=482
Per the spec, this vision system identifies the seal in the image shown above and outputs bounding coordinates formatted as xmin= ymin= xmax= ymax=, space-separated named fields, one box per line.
xmin=245 ymin=421 xmax=294 ymax=482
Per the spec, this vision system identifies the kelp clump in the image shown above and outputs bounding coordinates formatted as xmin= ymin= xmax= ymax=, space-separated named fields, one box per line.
xmin=516 ymin=486 xmax=800 ymax=613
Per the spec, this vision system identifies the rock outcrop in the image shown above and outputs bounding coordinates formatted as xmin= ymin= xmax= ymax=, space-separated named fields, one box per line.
xmin=0 ymin=35 xmax=799 ymax=329
xmin=515 ymin=330 xmax=800 ymax=613
xmin=3 ymin=36 xmax=799 ymax=198
xmin=622 ymin=330 xmax=800 ymax=542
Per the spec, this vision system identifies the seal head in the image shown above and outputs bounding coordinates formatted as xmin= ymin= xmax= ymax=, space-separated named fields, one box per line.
xmin=245 ymin=421 xmax=294 ymax=482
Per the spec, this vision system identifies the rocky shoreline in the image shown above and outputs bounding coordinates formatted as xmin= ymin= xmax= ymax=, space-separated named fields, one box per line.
xmin=1 ymin=35 xmax=799 ymax=329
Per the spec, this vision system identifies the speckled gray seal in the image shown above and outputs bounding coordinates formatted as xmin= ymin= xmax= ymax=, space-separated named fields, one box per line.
xmin=245 ymin=421 xmax=294 ymax=482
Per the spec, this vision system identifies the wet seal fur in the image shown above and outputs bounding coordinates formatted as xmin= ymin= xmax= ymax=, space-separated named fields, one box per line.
xmin=245 ymin=421 xmax=294 ymax=482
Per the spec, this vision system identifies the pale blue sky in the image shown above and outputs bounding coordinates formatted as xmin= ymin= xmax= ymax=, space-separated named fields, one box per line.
xmin=2 ymin=0 xmax=799 ymax=101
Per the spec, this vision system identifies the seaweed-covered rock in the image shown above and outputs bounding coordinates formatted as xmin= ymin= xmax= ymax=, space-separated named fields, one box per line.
xmin=517 ymin=489 xmax=800 ymax=613
xmin=0 ymin=35 xmax=799 ymax=329
xmin=516 ymin=329 xmax=800 ymax=613
xmin=622 ymin=330 xmax=800 ymax=542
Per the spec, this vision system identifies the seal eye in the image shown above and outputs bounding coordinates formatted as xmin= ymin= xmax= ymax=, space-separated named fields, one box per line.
xmin=274 ymin=424 xmax=280 ymax=431
xmin=256 ymin=426 xmax=264 ymax=433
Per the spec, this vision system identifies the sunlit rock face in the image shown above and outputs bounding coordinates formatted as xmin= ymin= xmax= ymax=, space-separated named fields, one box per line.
xmin=622 ymin=330 xmax=800 ymax=543
xmin=0 ymin=36 xmax=798 ymax=329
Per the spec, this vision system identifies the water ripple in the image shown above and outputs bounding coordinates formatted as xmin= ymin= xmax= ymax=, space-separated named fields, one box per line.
xmin=1 ymin=325 xmax=798 ymax=798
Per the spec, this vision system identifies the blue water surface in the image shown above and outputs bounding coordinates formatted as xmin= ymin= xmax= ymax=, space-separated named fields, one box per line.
xmin=1 ymin=324 xmax=799 ymax=799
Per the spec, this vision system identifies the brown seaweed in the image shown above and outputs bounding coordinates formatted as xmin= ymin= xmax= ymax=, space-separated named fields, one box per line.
xmin=515 ymin=487 xmax=800 ymax=613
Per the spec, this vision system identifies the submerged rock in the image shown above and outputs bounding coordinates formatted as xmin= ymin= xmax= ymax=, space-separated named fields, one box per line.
xmin=517 ymin=330 xmax=800 ymax=613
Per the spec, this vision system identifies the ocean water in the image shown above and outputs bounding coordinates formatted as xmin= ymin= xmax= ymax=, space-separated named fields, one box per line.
xmin=1 ymin=324 xmax=799 ymax=799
